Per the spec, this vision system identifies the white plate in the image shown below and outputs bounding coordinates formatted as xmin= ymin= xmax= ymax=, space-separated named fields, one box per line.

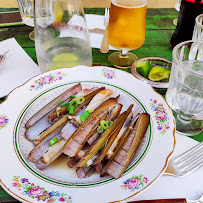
xmin=0 ymin=66 xmax=175 ymax=203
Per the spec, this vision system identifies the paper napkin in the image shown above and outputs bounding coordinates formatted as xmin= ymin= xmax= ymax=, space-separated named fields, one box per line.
xmin=0 ymin=38 xmax=41 ymax=97
xmin=85 ymin=14 xmax=117 ymax=50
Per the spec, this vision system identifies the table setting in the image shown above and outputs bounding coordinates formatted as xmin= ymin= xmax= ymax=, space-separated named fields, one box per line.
xmin=0 ymin=0 xmax=202 ymax=202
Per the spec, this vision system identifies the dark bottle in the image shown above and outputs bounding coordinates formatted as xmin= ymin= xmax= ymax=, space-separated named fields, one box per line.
xmin=170 ymin=0 xmax=203 ymax=48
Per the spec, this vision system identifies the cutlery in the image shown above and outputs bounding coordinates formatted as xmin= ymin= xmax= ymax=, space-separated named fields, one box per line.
xmin=88 ymin=28 xmax=105 ymax=34
xmin=128 ymin=192 xmax=203 ymax=203
xmin=164 ymin=141 xmax=203 ymax=177
xmin=100 ymin=7 xmax=110 ymax=53
xmin=0 ymin=50 xmax=9 ymax=70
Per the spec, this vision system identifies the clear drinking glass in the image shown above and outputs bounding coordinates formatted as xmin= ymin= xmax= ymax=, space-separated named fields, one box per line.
xmin=16 ymin=0 xmax=35 ymax=40
xmin=35 ymin=0 xmax=92 ymax=73
xmin=166 ymin=40 xmax=203 ymax=136
xmin=107 ymin=0 xmax=147 ymax=68
xmin=17 ymin=0 xmax=34 ymax=26
xmin=192 ymin=14 xmax=203 ymax=41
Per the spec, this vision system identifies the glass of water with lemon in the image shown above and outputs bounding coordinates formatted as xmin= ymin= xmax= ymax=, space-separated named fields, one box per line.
xmin=35 ymin=0 xmax=92 ymax=73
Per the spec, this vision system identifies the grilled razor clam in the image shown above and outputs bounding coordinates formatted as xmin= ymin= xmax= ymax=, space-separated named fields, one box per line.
xmin=106 ymin=111 xmax=133 ymax=159
xmin=40 ymin=139 xmax=67 ymax=164
xmin=94 ymin=110 xmax=133 ymax=165
xmin=26 ymin=113 xmax=53 ymax=141
xmin=63 ymin=98 xmax=118 ymax=157
xmin=61 ymin=122 xmax=78 ymax=140
xmin=33 ymin=96 xmax=94 ymax=145
xmin=26 ymin=83 xmax=82 ymax=129
xmin=104 ymin=113 xmax=150 ymax=179
xmin=95 ymin=160 xmax=109 ymax=174
xmin=35 ymin=140 xmax=67 ymax=170
xmin=49 ymin=87 xmax=105 ymax=122
xmin=36 ymin=159 xmax=49 ymax=170
xmin=67 ymin=149 xmax=86 ymax=168
xmin=94 ymin=112 xmax=132 ymax=173
xmin=33 ymin=114 xmax=70 ymax=145
xmin=95 ymin=162 xmax=103 ymax=174
xmin=35 ymin=139 xmax=65 ymax=170
xmin=76 ymin=166 xmax=95 ymax=179
xmin=25 ymin=89 xmax=90 ymax=141
xmin=50 ymin=88 xmax=92 ymax=122
xmin=67 ymin=157 xmax=78 ymax=168
xmin=61 ymin=106 xmax=86 ymax=140
xmin=76 ymin=104 xmax=133 ymax=168
xmin=63 ymin=111 xmax=108 ymax=157
xmin=87 ymin=103 xmax=123 ymax=146
xmin=76 ymin=153 xmax=99 ymax=178
xmin=72 ymin=89 xmax=113 ymax=127
xmin=83 ymin=152 xmax=99 ymax=167
xmin=28 ymin=124 xmax=65 ymax=163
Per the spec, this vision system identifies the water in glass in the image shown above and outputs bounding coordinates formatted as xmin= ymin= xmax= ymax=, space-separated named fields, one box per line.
xmin=166 ymin=41 xmax=203 ymax=136
xmin=35 ymin=0 xmax=92 ymax=72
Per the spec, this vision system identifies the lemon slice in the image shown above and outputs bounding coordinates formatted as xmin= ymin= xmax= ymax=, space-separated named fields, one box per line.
xmin=136 ymin=61 xmax=152 ymax=77
xmin=148 ymin=66 xmax=171 ymax=81
xmin=52 ymin=53 xmax=78 ymax=63
xmin=54 ymin=1 xmax=64 ymax=23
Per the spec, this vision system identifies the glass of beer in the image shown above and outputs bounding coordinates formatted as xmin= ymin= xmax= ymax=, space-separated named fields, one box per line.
xmin=107 ymin=0 xmax=147 ymax=68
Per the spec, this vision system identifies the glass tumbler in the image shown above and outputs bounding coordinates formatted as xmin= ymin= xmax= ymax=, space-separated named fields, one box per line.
xmin=192 ymin=14 xmax=203 ymax=41
xmin=16 ymin=0 xmax=35 ymax=40
xmin=166 ymin=40 xmax=203 ymax=136
xmin=16 ymin=0 xmax=34 ymax=27
xmin=35 ymin=0 xmax=92 ymax=73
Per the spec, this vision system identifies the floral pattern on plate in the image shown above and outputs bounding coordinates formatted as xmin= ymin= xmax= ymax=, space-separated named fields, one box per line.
xmin=12 ymin=176 xmax=72 ymax=202
xmin=30 ymin=72 xmax=66 ymax=91
xmin=0 ymin=115 xmax=8 ymax=130
xmin=121 ymin=175 xmax=148 ymax=192
xmin=102 ymin=68 xmax=115 ymax=79
xmin=150 ymin=99 xmax=170 ymax=135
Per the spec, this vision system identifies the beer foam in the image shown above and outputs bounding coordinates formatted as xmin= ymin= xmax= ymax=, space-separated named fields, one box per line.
xmin=112 ymin=0 xmax=147 ymax=8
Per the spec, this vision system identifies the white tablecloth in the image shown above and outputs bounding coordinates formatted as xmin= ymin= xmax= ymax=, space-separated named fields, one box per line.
xmin=130 ymin=133 xmax=203 ymax=202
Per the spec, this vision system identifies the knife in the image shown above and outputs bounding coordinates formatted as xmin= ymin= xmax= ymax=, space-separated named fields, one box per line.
xmin=128 ymin=197 xmax=203 ymax=203
xmin=100 ymin=27 xmax=109 ymax=53
xmin=88 ymin=28 xmax=105 ymax=34
xmin=128 ymin=199 xmax=187 ymax=203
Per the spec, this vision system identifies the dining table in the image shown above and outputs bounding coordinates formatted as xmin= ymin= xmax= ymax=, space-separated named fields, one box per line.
xmin=0 ymin=7 xmax=202 ymax=203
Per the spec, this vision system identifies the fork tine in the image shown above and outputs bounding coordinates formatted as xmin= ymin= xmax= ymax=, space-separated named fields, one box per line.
xmin=105 ymin=7 xmax=107 ymax=16
xmin=104 ymin=7 xmax=107 ymax=25
xmin=182 ymin=161 xmax=203 ymax=177
xmin=107 ymin=7 xmax=110 ymax=22
xmin=173 ymin=142 xmax=203 ymax=163
xmin=179 ymin=154 xmax=203 ymax=170
xmin=176 ymin=147 xmax=203 ymax=167
xmin=0 ymin=50 xmax=9 ymax=62
xmin=104 ymin=7 xmax=110 ymax=26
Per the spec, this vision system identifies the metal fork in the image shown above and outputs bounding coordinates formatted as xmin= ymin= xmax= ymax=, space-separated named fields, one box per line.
xmin=0 ymin=50 xmax=9 ymax=70
xmin=128 ymin=193 xmax=203 ymax=203
xmin=164 ymin=142 xmax=203 ymax=177
xmin=100 ymin=7 xmax=110 ymax=53
xmin=104 ymin=7 xmax=110 ymax=26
